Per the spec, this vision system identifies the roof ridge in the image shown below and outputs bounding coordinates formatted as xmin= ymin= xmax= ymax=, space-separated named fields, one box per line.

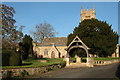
xmin=40 ymin=37 xmax=68 ymax=46
xmin=44 ymin=37 xmax=67 ymax=39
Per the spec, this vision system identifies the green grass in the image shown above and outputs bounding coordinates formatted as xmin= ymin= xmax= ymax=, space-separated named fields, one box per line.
xmin=94 ymin=57 xmax=120 ymax=60
xmin=2 ymin=58 xmax=63 ymax=69
xmin=69 ymin=57 xmax=120 ymax=62
xmin=70 ymin=57 xmax=87 ymax=62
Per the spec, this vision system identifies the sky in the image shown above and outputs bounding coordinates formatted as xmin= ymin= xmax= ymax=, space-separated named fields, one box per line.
xmin=1 ymin=0 xmax=120 ymax=2
xmin=3 ymin=2 xmax=119 ymax=42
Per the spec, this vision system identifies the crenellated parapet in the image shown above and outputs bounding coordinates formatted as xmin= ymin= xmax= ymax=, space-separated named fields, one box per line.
xmin=80 ymin=6 xmax=96 ymax=22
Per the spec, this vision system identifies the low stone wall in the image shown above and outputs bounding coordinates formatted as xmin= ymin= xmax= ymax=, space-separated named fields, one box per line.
xmin=94 ymin=59 xmax=120 ymax=65
xmin=1 ymin=63 xmax=63 ymax=78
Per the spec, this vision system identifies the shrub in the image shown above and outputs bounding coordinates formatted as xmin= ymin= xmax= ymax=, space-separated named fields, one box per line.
xmin=2 ymin=49 xmax=11 ymax=66
xmin=60 ymin=61 xmax=66 ymax=68
xmin=47 ymin=67 xmax=53 ymax=71
xmin=22 ymin=52 xmax=28 ymax=60
xmin=9 ymin=52 xmax=22 ymax=66
xmin=2 ymin=49 xmax=22 ymax=66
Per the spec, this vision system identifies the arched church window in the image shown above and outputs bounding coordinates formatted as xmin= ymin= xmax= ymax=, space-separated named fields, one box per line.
xmin=44 ymin=49 xmax=48 ymax=56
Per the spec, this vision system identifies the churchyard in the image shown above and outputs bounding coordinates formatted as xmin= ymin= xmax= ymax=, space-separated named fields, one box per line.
xmin=2 ymin=58 xmax=65 ymax=69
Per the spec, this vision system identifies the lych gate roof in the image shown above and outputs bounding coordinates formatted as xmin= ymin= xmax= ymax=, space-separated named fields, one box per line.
xmin=39 ymin=37 xmax=67 ymax=46
xmin=67 ymin=36 xmax=90 ymax=50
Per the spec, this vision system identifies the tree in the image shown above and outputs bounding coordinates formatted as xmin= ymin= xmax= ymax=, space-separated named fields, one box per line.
xmin=1 ymin=4 xmax=23 ymax=66
xmin=1 ymin=4 xmax=16 ymax=38
xmin=31 ymin=21 xmax=56 ymax=42
xmin=19 ymin=34 xmax=33 ymax=60
xmin=1 ymin=4 xmax=24 ymax=49
xmin=67 ymin=19 xmax=118 ymax=57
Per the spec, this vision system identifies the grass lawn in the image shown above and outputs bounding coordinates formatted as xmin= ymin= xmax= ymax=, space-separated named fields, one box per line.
xmin=94 ymin=57 xmax=120 ymax=60
xmin=69 ymin=57 xmax=120 ymax=62
xmin=2 ymin=58 xmax=63 ymax=69
xmin=70 ymin=57 xmax=87 ymax=62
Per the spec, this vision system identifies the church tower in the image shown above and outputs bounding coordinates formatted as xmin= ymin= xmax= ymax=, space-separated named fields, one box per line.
xmin=80 ymin=6 xmax=96 ymax=22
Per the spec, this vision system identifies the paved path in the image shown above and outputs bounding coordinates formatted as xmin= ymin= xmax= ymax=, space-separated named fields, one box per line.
xmin=27 ymin=63 xmax=120 ymax=78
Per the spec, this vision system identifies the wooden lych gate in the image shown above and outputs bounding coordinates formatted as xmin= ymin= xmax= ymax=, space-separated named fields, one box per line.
xmin=66 ymin=36 xmax=90 ymax=58
xmin=64 ymin=36 xmax=94 ymax=67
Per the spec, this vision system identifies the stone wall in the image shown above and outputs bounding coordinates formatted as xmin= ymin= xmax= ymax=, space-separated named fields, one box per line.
xmin=1 ymin=63 xmax=64 ymax=78
xmin=64 ymin=57 xmax=120 ymax=68
xmin=94 ymin=59 xmax=120 ymax=65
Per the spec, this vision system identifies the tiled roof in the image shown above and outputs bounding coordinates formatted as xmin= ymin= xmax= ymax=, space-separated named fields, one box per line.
xmin=39 ymin=37 xmax=67 ymax=46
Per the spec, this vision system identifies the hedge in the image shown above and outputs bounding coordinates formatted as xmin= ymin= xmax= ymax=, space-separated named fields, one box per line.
xmin=2 ymin=49 xmax=22 ymax=66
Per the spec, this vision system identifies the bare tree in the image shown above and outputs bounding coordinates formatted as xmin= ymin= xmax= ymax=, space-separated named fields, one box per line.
xmin=31 ymin=21 xmax=56 ymax=42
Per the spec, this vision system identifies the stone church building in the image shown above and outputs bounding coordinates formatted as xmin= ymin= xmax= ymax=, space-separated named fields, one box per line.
xmin=33 ymin=37 xmax=68 ymax=58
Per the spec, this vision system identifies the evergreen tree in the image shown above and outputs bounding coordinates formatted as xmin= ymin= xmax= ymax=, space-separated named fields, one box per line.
xmin=19 ymin=34 xmax=33 ymax=60
xmin=67 ymin=19 xmax=118 ymax=57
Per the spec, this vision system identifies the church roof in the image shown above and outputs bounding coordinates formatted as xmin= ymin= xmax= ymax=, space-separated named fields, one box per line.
xmin=39 ymin=37 xmax=67 ymax=46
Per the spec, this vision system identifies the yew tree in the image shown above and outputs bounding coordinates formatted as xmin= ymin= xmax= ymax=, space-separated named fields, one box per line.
xmin=19 ymin=34 xmax=33 ymax=60
xmin=67 ymin=19 xmax=118 ymax=57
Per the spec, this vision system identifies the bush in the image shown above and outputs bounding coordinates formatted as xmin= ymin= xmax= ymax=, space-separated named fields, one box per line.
xmin=9 ymin=52 xmax=22 ymax=66
xmin=22 ymin=52 xmax=29 ymax=60
xmin=60 ymin=61 xmax=66 ymax=68
xmin=2 ymin=49 xmax=11 ymax=66
xmin=47 ymin=67 xmax=53 ymax=71
xmin=2 ymin=49 xmax=22 ymax=66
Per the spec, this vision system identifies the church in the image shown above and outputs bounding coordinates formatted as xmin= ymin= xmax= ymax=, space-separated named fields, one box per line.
xmin=33 ymin=7 xmax=96 ymax=58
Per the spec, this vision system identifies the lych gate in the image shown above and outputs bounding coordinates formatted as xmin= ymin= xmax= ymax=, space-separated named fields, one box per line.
xmin=67 ymin=36 xmax=90 ymax=58
xmin=65 ymin=36 xmax=94 ymax=67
